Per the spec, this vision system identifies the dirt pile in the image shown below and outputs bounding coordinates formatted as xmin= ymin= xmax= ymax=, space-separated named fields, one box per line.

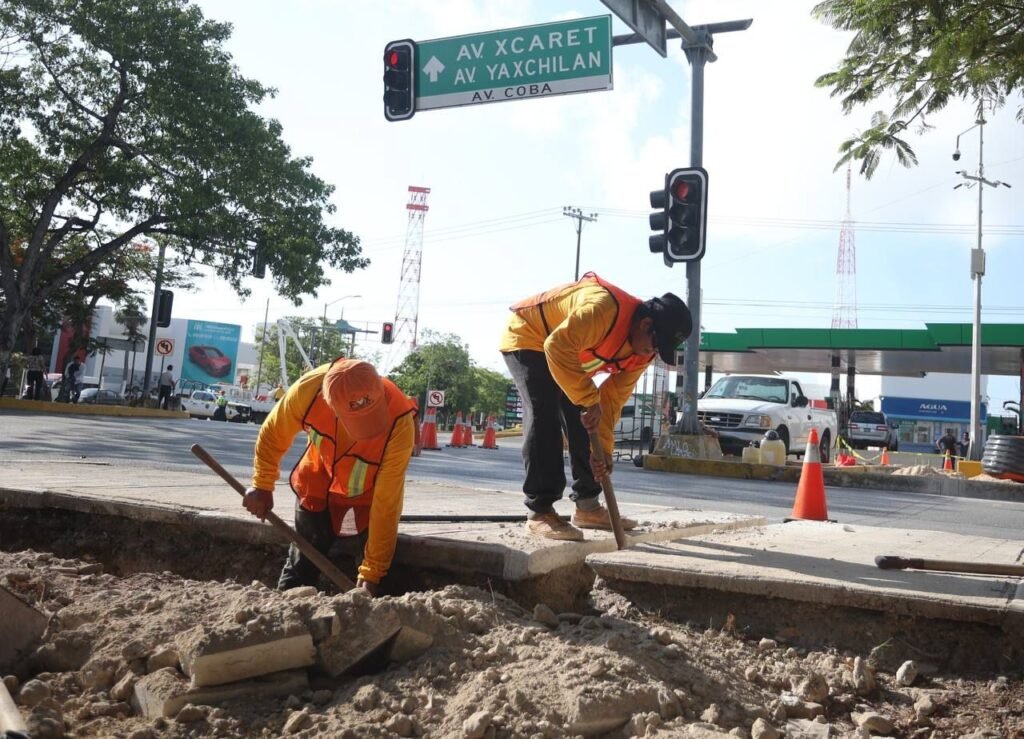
xmin=2 ymin=549 xmax=1022 ymax=738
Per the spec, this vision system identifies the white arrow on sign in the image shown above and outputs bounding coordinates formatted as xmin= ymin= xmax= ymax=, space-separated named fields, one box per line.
xmin=422 ymin=56 xmax=445 ymax=83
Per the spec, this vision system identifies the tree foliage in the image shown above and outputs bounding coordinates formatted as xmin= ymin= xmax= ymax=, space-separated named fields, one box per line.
xmin=0 ymin=0 xmax=367 ymax=354
xmin=388 ymin=330 xmax=510 ymax=424
xmin=814 ymin=0 xmax=1024 ymax=177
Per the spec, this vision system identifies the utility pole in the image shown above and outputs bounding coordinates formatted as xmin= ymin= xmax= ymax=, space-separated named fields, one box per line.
xmin=141 ymin=241 xmax=166 ymax=402
xmin=562 ymin=207 xmax=598 ymax=280
xmin=952 ymin=98 xmax=1012 ymax=460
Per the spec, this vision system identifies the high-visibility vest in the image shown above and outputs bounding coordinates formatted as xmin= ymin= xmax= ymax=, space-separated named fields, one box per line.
xmin=289 ymin=373 xmax=417 ymax=535
xmin=510 ymin=271 xmax=654 ymax=376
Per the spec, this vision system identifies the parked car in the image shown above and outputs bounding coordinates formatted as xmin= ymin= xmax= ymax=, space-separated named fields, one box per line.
xmin=77 ymin=388 xmax=125 ymax=405
xmin=847 ymin=410 xmax=899 ymax=451
xmin=180 ymin=390 xmax=251 ymax=422
xmin=188 ymin=345 xmax=232 ymax=378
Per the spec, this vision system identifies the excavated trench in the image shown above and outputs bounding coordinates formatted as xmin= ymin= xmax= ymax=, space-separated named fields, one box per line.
xmin=2 ymin=504 xmax=1023 ymax=676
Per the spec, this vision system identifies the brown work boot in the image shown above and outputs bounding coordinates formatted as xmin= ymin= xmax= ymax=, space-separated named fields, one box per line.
xmin=572 ymin=505 xmax=638 ymax=531
xmin=526 ymin=511 xmax=584 ymax=541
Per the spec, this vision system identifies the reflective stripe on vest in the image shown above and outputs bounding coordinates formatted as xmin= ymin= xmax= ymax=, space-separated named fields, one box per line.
xmin=510 ymin=271 xmax=653 ymax=377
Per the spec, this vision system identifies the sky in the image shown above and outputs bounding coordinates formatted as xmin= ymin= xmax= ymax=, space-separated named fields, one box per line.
xmin=163 ymin=0 xmax=1024 ymax=408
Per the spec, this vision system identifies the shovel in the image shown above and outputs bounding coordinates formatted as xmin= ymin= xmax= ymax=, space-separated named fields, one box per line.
xmin=191 ymin=444 xmax=355 ymax=592
xmin=588 ymin=429 xmax=628 ymax=550
xmin=875 ymin=555 xmax=1024 ymax=578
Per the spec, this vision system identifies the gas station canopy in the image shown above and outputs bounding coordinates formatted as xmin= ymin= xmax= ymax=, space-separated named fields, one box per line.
xmin=696 ymin=323 xmax=1024 ymax=377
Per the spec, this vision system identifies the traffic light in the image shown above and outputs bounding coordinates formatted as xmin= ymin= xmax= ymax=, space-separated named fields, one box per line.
xmin=383 ymin=39 xmax=416 ymax=122
xmin=252 ymin=246 xmax=266 ymax=279
xmin=156 ymin=290 xmax=174 ymax=327
xmin=648 ymin=166 xmax=709 ymax=265
xmin=381 ymin=321 xmax=394 ymax=344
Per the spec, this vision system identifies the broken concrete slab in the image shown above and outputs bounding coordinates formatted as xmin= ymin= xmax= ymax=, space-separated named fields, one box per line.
xmin=388 ymin=625 xmax=434 ymax=664
xmin=176 ymin=612 xmax=315 ymax=688
xmin=0 ymin=584 xmax=47 ymax=669
xmin=317 ymin=595 xmax=402 ymax=677
xmin=132 ymin=667 xmax=308 ymax=719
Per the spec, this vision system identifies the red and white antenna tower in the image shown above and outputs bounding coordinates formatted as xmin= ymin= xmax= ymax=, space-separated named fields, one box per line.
xmin=390 ymin=185 xmax=430 ymax=364
xmin=831 ymin=165 xmax=858 ymax=328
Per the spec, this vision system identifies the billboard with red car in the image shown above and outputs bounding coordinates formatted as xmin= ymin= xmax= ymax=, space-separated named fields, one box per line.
xmin=182 ymin=320 xmax=241 ymax=386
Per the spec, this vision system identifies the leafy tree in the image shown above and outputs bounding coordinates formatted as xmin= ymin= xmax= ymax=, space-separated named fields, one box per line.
xmin=0 ymin=0 xmax=367 ymax=361
xmin=388 ymin=331 xmax=479 ymax=426
xmin=814 ymin=0 xmax=1024 ymax=177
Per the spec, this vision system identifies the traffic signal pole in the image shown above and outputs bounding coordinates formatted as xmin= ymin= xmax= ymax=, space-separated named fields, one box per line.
xmin=678 ymin=34 xmax=708 ymax=434
xmin=141 ymin=240 xmax=166 ymax=401
xmin=616 ymin=18 xmax=750 ymax=434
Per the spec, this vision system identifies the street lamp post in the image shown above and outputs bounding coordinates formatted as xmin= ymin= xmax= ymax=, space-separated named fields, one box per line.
xmin=320 ymin=294 xmax=361 ymax=364
xmin=952 ymin=100 xmax=1013 ymax=460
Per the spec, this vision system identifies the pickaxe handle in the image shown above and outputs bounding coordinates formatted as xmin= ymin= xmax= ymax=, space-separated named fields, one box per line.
xmin=588 ymin=429 xmax=627 ymax=550
xmin=875 ymin=555 xmax=1024 ymax=578
xmin=191 ymin=444 xmax=356 ymax=592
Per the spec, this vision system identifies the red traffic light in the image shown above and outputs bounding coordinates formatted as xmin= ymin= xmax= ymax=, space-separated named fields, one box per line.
xmin=672 ymin=180 xmax=690 ymax=200
xmin=381 ymin=322 xmax=395 ymax=344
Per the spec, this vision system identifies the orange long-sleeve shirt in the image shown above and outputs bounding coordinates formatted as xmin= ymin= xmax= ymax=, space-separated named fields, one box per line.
xmin=499 ymin=282 xmax=649 ymax=453
xmin=251 ymin=364 xmax=414 ymax=584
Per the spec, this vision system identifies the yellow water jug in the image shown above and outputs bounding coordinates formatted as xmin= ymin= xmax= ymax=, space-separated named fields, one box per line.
xmin=741 ymin=445 xmax=761 ymax=464
xmin=759 ymin=438 xmax=787 ymax=466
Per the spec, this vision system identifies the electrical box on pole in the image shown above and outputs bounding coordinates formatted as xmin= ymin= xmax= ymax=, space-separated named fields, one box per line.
xmin=383 ymin=40 xmax=416 ymax=121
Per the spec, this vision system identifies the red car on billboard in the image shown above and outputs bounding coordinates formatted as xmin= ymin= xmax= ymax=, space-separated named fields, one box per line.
xmin=188 ymin=345 xmax=232 ymax=378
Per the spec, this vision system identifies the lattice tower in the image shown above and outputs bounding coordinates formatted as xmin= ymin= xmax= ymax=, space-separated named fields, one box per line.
xmin=831 ymin=165 xmax=858 ymax=329
xmin=388 ymin=186 xmax=430 ymax=369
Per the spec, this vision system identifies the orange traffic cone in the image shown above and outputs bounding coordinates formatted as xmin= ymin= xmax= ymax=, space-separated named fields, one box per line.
xmin=464 ymin=414 xmax=476 ymax=447
xmin=482 ymin=415 xmax=499 ymax=450
xmin=448 ymin=411 xmax=465 ymax=447
xmin=943 ymin=450 xmax=954 ymax=471
xmin=420 ymin=406 xmax=441 ymax=451
xmin=789 ymin=429 xmax=830 ymax=522
xmin=880 ymin=447 xmax=890 ymax=466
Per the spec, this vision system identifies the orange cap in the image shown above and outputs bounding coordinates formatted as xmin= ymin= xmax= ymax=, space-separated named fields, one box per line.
xmin=322 ymin=360 xmax=389 ymax=440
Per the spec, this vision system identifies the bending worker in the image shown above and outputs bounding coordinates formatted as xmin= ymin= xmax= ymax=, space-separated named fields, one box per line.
xmin=243 ymin=359 xmax=417 ymax=595
xmin=501 ymin=272 xmax=692 ymax=541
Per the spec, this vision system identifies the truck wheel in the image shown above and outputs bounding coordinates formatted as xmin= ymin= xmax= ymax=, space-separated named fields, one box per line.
xmin=819 ymin=431 xmax=831 ymax=463
xmin=776 ymin=427 xmax=790 ymax=457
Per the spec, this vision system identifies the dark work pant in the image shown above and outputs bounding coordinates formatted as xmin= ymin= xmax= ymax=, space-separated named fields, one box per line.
xmin=502 ymin=350 xmax=601 ymax=514
xmin=158 ymin=385 xmax=172 ymax=409
xmin=27 ymin=371 xmax=45 ymax=400
xmin=277 ymin=500 xmax=366 ymax=591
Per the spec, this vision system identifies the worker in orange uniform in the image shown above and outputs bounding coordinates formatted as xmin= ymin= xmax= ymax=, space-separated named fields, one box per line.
xmin=500 ymin=272 xmax=692 ymax=541
xmin=243 ymin=359 xmax=418 ymax=595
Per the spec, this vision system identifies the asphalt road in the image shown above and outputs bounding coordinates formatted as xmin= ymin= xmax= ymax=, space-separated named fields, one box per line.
xmin=3 ymin=411 xmax=1024 ymax=539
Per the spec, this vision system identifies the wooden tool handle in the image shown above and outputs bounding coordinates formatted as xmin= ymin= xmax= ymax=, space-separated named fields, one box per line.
xmin=588 ymin=429 xmax=627 ymax=550
xmin=191 ymin=444 xmax=356 ymax=592
xmin=876 ymin=554 xmax=1024 ymax=577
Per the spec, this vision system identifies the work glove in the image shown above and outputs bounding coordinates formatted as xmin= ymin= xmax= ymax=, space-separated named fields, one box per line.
xmin=243 ymin=487 xmax=274 ymax=521
xmin=356 ymin=577 xmax=379 ymax=597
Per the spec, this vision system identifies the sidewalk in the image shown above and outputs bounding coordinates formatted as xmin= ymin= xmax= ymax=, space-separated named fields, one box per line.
xmin=2 ymin=458 xmax=1022 ymax=637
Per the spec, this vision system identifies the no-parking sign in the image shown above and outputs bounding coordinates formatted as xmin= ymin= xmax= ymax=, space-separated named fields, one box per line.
xmin=427 ymin=389 xmax=445 ymax=407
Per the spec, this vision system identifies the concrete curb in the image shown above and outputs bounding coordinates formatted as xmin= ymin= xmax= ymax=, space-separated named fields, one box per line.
xmin=0 ymin=398 xmax=188 ymax=420
xmin=644 ymin=454 xmax=1024 ymax=502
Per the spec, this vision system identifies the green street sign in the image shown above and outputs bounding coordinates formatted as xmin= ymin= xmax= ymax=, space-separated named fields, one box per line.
xmin=415 ymin=15 xmax=613 ymax=112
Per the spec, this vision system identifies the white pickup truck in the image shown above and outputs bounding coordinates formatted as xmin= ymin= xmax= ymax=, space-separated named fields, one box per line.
xmin=697 ymin=375 xmax=836 ymax=461
xmin=181 ymin=390 xmax=252 ymax=423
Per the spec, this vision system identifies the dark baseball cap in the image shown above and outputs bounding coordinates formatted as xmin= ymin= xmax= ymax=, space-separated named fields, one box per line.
xmin=649 ymin=293 xmax=692 ymax=365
